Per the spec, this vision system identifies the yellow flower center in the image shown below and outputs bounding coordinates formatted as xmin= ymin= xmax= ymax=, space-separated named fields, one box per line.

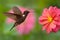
xmin=48 ymin=16 xmax=53 ymax=22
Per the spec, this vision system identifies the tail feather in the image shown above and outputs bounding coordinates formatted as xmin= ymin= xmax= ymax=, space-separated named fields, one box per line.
xmin=10 ymin=24 xmax=16 ymax=31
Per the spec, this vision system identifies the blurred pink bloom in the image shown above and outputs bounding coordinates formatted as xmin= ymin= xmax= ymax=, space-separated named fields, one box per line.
xmin=6 ymin=6 xmax=36 ymax=34
xmin=39 ymin=6 xmax=60 ymax=33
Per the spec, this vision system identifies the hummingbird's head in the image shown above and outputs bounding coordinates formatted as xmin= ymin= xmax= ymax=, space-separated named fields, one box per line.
xmin=23 ymin=10 xmax=29 ymax=16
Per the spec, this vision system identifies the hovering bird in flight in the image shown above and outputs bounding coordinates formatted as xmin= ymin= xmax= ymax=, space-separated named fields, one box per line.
xmin=4 ymin=7 xmax=29 ymax=31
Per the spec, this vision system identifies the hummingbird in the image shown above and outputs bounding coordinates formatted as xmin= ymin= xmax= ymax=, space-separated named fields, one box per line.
xmin=4 ymin=7 xmax=29 ymax=31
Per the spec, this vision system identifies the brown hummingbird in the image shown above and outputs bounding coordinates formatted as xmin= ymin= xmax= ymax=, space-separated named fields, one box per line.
xmin=4 ymin=7 xmax=29 ymax=31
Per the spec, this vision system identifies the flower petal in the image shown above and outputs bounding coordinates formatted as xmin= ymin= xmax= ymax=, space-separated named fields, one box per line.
xmin=50 ymin=21 xmax=56 ymax=29
xmin=42 ymin=23 xmax=49 ymax=30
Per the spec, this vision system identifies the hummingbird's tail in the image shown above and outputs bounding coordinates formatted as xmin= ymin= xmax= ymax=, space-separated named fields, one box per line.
xmin=10 ymin=24 xmax=15 ymax=31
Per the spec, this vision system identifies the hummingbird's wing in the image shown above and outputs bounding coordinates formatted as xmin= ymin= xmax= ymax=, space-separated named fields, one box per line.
xmin=4 ymin=12 xmax=17 ymax=21
xmin=13 ymin=7 xmax=23 ymax=16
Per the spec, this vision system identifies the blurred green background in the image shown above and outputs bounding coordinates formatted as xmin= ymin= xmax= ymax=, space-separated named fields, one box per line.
xmin=0 ymin=0 xmax=60 ymax=40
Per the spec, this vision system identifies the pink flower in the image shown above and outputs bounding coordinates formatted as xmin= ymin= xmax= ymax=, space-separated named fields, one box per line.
xmin=39 ymin=6 xmax=60 ymax=33
xmin=6 ymin=6 xmax=36 ymax=34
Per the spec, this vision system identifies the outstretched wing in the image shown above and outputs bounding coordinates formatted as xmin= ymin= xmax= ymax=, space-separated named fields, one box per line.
xmin=4 ymin=12 xmax=17 ymax=21
xmin=13 ymin=6 xmax=23 ymax=16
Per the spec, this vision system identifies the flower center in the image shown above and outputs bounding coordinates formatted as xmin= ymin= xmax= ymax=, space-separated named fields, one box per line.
xmin=48 ymin=16 xmax=53 ymax=22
